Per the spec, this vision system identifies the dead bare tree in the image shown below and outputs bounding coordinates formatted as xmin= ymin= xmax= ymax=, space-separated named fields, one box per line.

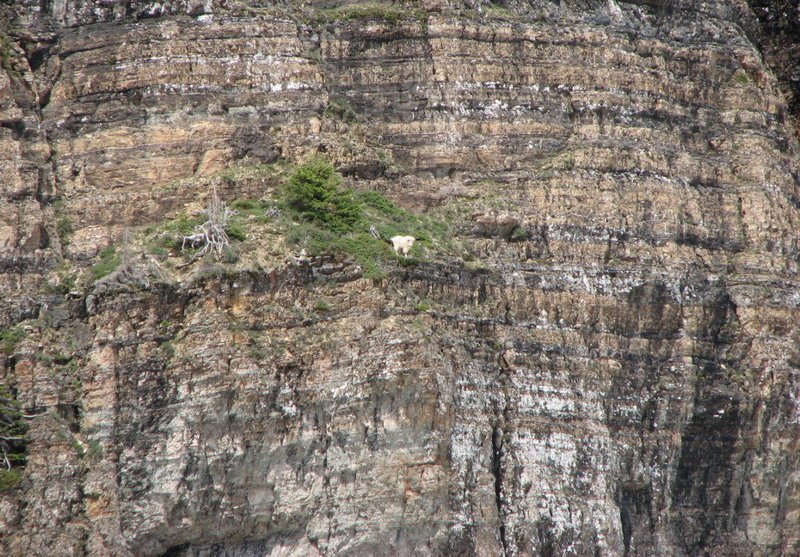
xmin=181 ymin=187 xmax=237 ymax=265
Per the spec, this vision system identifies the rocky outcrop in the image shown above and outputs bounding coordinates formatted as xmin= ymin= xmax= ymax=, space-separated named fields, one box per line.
xmin=1 ymin=1 xmax=799 ymax=556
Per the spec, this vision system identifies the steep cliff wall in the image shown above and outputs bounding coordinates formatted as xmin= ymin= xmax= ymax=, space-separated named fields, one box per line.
xmin=1 ymin=1 xmax=799 ymax=555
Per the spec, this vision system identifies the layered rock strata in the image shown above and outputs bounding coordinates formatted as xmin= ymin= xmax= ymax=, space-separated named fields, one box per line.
xmin=1 ymin=1 xmax=799 ymax=555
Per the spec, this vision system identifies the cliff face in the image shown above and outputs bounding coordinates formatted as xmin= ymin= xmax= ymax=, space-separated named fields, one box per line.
xmin=1 ymin=1 xmax=799 ymax=555
xmin=748 ymin=0 xmax=800 ymax=134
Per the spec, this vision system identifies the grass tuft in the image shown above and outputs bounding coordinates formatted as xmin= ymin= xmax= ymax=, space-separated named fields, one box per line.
xmin=0 ymin=326 xmax=26 ymax=355
xmin=91 ymin=246 xmax=122 ymax=280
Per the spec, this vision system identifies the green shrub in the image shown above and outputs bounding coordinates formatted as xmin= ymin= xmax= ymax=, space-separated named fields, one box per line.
xmin=0 ymin=326 xmax=26 ymax=355
xmin=231 ymin=199 xmax=270 ymax=218
xmin=151 ymin=246 xmax=169 ymax=258
xmin=172 ymin=214 xmax=203 ymax=235
xmin=510 ymin=226 xmax=529 ymax=242
xmin=221 ymin=246 xmax=240 ymax=264
xmin=52 ymin=200 xmax=73 ymax=247
xmin=147 ymin=213 xmax=204 ymax=253
xmin=325 ymin=97 xmax=358 ymax=123
xmin=56 ymin=215 xmax=73 ymax=245
xmin=0 ymin=384 xmax=27 ymax=490
xmin=415 ymin=300 xmax=431 ymax=312
xmin=226 ymin=222 xmax=247 ymax=242
xmin=231 ymin=199 xmax=259 ymax=211
xmin=285 ymin=221 xmax=335 ymax=248
xmin=0 ymin=32 xmax=16 ymax=73
xmin=331 ymin=232 xmax=390 ymax=279
xmin=284 ymin=158 xmax=362 ymax=232
xmin=55 ymin=262 xmax=77 ymax=293
xmin=731 ymin=69 xmax=751 ymax=86
xmin=0 ymin=469 xmax=23 ymax=491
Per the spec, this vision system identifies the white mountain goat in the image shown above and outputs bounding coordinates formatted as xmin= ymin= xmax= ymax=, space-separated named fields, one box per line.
xmin=390 ymin=235 xmax=415 ymax=258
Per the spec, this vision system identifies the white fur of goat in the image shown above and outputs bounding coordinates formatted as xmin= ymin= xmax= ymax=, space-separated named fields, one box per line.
xmin=390 ymin=235 xmax=415 ymax=257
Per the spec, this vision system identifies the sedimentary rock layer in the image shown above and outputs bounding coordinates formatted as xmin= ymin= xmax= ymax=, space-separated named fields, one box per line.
xmin=1 ymin=1 xmax=798 ymax=556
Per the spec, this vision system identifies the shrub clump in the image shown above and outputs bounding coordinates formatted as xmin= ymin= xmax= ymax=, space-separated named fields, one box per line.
xmin=0 ymin=326 xmax=26 ymax=355
xmin=325 ymin=97 xmax=359 ymax=123
xmin=0 ymin=384 xmax=27 ymax=491
xmin=284 ymin=157 xmax=362 ymax=233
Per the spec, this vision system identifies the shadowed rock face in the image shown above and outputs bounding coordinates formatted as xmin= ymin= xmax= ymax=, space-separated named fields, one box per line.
xmin=1 ymin=1 xmax=799 ymax=556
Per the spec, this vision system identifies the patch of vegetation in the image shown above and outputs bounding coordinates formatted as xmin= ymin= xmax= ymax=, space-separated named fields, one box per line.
xmin=0 ymin=326 xmax=26 ymax=355
xmin=314 ymin=299 xmax=331 ymax=312
xmin=415 ymin=300 xmax=431 ymax=312
xmin=510 ymin=226 xmax=529 ymax=242
xmin=226 ymin=222 xmax=247 ymax=242
xmin=231 ymin=199 xmax=262 ymax=214
xmin=71 ymin=437 xmax=85 ymax=457
xmin=332 ymin=232 xmax=393 ymax=278
xmin=136 ymin=157 xmax=466 ymax=277
xmin=284 ymin=157 xmax=362 ymax=233
xmin=90 ymin=246 xmax=122 ymax=280
xmin=152 ymin=213 xmax=205 ymax=252
xmin=0 ymin=384 xmax=27 ymax=491
xmin=0 ymin=468 xmax=22 ymax=491
xmin=325 ymin=96 xmax=359 ymax=124
xmin=148 ymin=213 xmax=206 ymax=255
xmin=358 ymin=190 xmax=407 ymax=219
xmin=53 ymin=200 xmax=73 ymax=247
xmin=86 ymin=439 xmax=103 ymax=462
xmin=160 ymin=341 xmax=176 ymax=360
xmin=0 ymin=32 xmax=16 ymax=73
xmin=730 ymin=69 xmax=751 ymax=86
xmin=280 ymin=158 xmax=456 ymax=278
xmin=195 ymin=262 xmax=241 ymax=282
xmin=231 ymin=197 xmax=283 ymax=224
xmin=150 ymin=246 xmax=169 ymax=258
xmin=308 ymin=47 xmax=324 ymax=65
